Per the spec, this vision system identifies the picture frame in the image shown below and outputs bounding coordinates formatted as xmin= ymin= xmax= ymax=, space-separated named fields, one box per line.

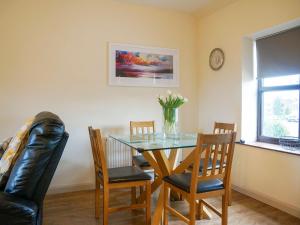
xmin=109 ymin=43 xmax=179 ymax=87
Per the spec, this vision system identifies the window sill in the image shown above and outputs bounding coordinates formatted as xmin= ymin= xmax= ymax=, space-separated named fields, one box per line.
xmin=236 ymin=141 xmax=300 ymax=156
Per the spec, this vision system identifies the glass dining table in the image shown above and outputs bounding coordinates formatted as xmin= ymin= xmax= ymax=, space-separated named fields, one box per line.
xmin=110 ymin=133 xmax=197 ymax=152
xmin=109 ymin=133 xmax=211 ymax=225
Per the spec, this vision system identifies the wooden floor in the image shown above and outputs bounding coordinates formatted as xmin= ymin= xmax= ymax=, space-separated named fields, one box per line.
xmin=44 ymin=189 xmax=300 ymax=225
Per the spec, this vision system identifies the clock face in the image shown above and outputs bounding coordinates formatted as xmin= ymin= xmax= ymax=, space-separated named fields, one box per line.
xmin=209 ymin=48 xmax=224 ymax=70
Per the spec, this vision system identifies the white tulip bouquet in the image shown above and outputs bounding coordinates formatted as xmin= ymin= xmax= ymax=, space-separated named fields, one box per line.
xmin=158 ymin=90 xmax=188 ymax=136
xmin=158 ymin=90 xmax=188 ymax=109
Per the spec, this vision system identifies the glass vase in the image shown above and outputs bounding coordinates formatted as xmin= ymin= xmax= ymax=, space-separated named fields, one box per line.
xmin=162 ymin=107 xmax=179 ymax=138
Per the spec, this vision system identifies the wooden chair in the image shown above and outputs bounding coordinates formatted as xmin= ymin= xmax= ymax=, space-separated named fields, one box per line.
xmin=163 ymin=132 xmax=236 ymax=225
xmin=130 ymin=121 xmax=155 ymax=170
xmin=88 ymin=126 xmax=151 ymax=225
xmin=213 ymin=122 xmax=235 ymax=205
xmin=130 ymin=121 xmax=155 ymax=203
xmin=188 ymin=122 xmax=235 ymax=205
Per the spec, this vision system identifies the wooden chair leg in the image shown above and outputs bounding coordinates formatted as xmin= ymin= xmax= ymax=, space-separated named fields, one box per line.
xmin=146 ymin=181 xmax=151 ymax=225
xmin=103 ymin=187 xmax=109 ymax=225
xmin=131 ymin=187 xmax=137 ymax=204
xmin=196 ymin=200 xmax=204 ymax=220
xmin=222 ymin=193 xmax=229 ymax=225
xmin=140 ymin=186 xmax=144 ymax=196
xmin=189 ymin=196 xmax=196 ymax=225
xmin=95 ymin=186 xmax=101 ymax=218
xmin=228 ymin=179 xmax=232 ymax=206
xmin=163 ymin=183 xmax=169 ymax=225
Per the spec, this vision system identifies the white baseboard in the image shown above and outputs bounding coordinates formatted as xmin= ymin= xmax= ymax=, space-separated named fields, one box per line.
xmin=232 ymin=185 xmax=300 ymax=219
xmin=47 ymin=182 xmax=94 ymax=195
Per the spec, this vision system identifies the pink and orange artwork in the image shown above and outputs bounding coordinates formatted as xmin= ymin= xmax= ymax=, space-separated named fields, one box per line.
xmin=109 ymin=43 xmax=179 ymax=87
xmin=115 ymin=51 xmax=173 ymax=79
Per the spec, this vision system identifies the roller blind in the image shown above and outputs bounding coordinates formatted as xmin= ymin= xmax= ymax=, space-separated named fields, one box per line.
xmin=256 ymin=26 xmax=300 ymax=79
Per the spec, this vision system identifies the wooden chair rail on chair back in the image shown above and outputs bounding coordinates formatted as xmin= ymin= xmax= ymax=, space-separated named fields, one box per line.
xmin=88 ymin=126 xmax=109 ymax=185
xmin=213 ymin=122 xmax=235 ymax=134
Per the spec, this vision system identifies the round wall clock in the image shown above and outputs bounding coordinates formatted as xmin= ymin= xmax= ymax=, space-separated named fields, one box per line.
xmin=209 ymin=48 xmax=225 ymax=71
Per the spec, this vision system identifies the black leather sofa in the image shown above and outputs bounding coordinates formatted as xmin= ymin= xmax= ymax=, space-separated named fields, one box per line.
xmin=0 ymin=112 xmax=69 ymax=225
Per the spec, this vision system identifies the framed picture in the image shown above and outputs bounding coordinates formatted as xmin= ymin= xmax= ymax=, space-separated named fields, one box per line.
xmin=109 ymin=43 xmax=179 ymax=87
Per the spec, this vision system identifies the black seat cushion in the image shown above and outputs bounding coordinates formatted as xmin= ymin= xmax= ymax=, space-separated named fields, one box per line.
xmin=0 ymin=192 xmax=38 ymax=225
xmin=132 ymin=155 xmax=151 ymax=168
xmin=163 ymin=173 xmax=224 ymax=193
xmin=189 ymin=158 xmax=225 ymax=171
xmin=99 ymin=166 xmax=152 ymax=183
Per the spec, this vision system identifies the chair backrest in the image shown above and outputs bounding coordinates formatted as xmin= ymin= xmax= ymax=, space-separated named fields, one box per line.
xmin=88 ymin=127 xmax=108 ymax=184
xmin=213 ymin=122 xmax=235 ymax=134
xmin=211 ymin=122 xmax=235 ymax=158
xmin=130 ymin=121 xmax=155 ymax=135
xmin=130 ymin=121 xmax=155 ymax=156
xmin=190 ymin=132 xmax=236 ymax=194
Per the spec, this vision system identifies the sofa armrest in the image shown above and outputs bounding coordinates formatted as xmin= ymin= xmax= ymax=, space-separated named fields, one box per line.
xmin=0 ymin=192 xmax=37 ymax=225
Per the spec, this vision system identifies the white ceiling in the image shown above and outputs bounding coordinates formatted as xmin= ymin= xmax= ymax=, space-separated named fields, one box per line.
xmin=116 ymin=0 xmax=238 ymax=14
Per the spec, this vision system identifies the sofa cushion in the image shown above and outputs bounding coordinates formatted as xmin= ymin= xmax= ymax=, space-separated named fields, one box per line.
xmin=0 ymin=192 xmax=37 ymax=225
xmin=0 ymin=118 xmax=34 ymax=188
xmin=0 ymin=137 xmax=12 ymax=159
xmin=4 ymin=112 xmax=65 ymax=200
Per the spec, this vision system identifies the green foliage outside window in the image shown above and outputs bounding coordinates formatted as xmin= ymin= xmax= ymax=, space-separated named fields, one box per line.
xmin=263 ymin=121 xmax=288 ymax=138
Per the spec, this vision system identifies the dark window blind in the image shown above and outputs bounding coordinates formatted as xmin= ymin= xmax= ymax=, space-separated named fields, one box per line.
xmin=256 ymin=26 xmax=300 ymax=79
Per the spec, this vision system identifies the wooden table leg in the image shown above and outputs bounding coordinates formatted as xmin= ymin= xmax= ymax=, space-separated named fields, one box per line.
xmin=141 ymin=150 xmax=177 ymax=225
xmin=167 ymin=149 xmax=182 ymax=201
xmin=151 ymin=187 xmax=164 ymax=225
xmin=168 ymin=149 xmax=178 ymax=169
xmin=136 ymin=176 xmax=162 ymax=203
xmin=151 ymin=150 xmax=178 ymax=225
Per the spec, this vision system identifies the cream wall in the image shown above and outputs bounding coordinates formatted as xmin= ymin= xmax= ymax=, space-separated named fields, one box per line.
xmin=196 ymin=0 xmax=300 ymax=218
xmin=1 ymin=0 xmax=300 ymax=218
xmin=0 ymin=0 xmax=198 ymax=191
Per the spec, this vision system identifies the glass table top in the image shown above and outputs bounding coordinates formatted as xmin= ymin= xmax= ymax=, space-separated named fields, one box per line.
xmin=109 ymin=133 xmax=197 ymax=152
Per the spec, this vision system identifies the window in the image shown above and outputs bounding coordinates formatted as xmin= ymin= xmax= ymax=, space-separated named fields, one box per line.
xmin=256 ymin=26 xmax=300 ymax=144
xmin=257 ymin=75 xmax=300 ymax=144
